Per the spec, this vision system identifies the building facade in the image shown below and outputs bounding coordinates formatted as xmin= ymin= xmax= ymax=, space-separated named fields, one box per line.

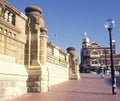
xmin=80 ymin=32 xmax=120 ymax=74
xmin=0 ymin=1 xmax=80 ymax=100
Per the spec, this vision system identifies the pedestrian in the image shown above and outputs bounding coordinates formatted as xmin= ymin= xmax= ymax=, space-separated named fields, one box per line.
xmin=100 ymin=67 xmax=104 ymax=79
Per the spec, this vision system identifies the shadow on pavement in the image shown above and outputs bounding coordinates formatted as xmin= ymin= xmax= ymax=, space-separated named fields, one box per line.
xmin=116 ymin=76 xmax=120 ymax=88
xmin=106 ymin=75 xmax=120 ymax=88
xmin=53 ymin=90 xmax=111 ymax=95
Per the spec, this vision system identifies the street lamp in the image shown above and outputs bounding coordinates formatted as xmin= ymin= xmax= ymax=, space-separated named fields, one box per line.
xmin=104 ymin=19 xmax=117 ymax=94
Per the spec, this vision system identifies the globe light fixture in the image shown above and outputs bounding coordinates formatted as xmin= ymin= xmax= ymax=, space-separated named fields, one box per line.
xmin=104 ymin=19 xmax=117 ymax=94
xmin=104 ymin=19 xmax=115 ymax=30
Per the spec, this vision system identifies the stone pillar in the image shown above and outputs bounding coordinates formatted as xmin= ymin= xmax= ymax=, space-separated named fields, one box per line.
xmin=40 ymin=27 xmax=48 ymax=65
xmin=67 ymin=47 xmax=80 ymax=80
xmin=40 ymin=27 xmax=49 ymax=92
xmin=25 ymin=6 xmax=49 ymax=92
xmin=25 ymin=6 xmax=41 ymax=65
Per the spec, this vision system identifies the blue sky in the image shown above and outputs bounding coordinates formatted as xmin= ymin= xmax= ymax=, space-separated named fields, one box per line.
xmin=7 ymin=0 xmax=120 ymax=59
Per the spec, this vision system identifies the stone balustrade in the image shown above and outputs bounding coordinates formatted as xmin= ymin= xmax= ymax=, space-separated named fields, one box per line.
xmin=47 ymin=41 xmax=69 ymax=67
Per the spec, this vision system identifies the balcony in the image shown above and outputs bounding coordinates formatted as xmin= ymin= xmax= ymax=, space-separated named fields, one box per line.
xmin=90 ymin=54 xmax=100 ymax=58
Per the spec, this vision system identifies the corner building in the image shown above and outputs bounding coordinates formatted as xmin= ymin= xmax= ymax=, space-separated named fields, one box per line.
xmin=80 ymin=32 xmax=120 ymax=73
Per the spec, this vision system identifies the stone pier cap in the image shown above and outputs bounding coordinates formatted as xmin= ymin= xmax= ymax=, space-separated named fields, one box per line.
xmin=40 ymin=27 xmax=48 ymax=32
xmin=67 ymin=47 xmax=75 ymax=52
xmin=25 ymin=5 xmax=42 ymax=14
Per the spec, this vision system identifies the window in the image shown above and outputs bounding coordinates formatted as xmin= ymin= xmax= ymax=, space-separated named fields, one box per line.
xmin=100 ymin=59 xmax=104 ymax=64
xmin=91 ymin=50 xmax=99 ymax=56
xmin=118 ymin=61 xmax=120 ymax=65
xmin=92 ymin=60 xmax=98 ymax=64
xmin=90 ymin=51 xmax=100 ymax=58
xmin=100 ymin=50 xmax=104 ymax=55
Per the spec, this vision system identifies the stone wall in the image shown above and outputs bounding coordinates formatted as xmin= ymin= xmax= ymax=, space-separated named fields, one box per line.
xmin=47 ymin=42 xmax=69 ymax=86
xmin=0 ymin=1 xmax=28 ymax=100
xmin=0 ymin=1 xmax=80 ymax=100
xmin=47 ymin=62 xmax=69 ymax=85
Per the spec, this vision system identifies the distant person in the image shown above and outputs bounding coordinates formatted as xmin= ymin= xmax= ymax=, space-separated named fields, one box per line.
xmin=100 ymin=67 xmax=104 ymax=79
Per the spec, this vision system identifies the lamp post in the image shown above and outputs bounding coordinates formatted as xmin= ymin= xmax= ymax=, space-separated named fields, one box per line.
xmin=104 ymin=19 xmax=117 ymax=94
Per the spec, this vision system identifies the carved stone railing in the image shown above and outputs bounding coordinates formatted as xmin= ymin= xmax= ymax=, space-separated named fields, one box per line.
xmin=0 ymin=0 xmax=27 ymax=65
xmin=47 ymin=41 xmax=69 ymax=67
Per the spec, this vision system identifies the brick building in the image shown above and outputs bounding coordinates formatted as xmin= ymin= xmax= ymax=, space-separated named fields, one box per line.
xmin=80 ymin=32 xmax=120 ymax=74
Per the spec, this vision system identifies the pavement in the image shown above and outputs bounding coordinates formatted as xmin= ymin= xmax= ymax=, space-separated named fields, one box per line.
xmin=5 ymin=73 xmax=120 ymax=101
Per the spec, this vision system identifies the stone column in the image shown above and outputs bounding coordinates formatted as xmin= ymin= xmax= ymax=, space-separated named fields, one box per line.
xmin=40 ymin=27 xmax=49 ymax=92
xmin=40 ymin=27 xmax=48 ymax=65
xmin=67 ymin=47 xmax=80 ymax=80
xmin=25 ymin=6 xmax=49 ymax=92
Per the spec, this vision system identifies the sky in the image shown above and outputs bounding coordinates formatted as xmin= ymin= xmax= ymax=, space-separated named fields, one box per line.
xmin=7 ymin=0 xmax=120 ymax=60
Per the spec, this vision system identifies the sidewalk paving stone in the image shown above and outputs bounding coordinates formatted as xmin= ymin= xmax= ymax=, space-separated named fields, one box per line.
xmin=4 ymin=73 xmax=120 ymax=101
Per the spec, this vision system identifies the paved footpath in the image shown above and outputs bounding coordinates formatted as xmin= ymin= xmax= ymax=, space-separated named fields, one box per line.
xmin=5 ymin=74 xmax=120 ymax=101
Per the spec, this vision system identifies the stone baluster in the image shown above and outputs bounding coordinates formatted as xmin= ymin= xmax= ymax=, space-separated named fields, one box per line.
xmin=4 ymin=10 xmax=9 ymax=21
xmin=8 ymin=13 xmax=13 ymax=23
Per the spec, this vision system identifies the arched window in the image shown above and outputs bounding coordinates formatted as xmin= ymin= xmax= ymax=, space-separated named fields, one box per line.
xmin=90 ymin=50 xmax=100 ymax=58
xmin=91 ymin=51 xmax=98 ymax=55
xmin=92 ymin=60 xmax=98 ymax=64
